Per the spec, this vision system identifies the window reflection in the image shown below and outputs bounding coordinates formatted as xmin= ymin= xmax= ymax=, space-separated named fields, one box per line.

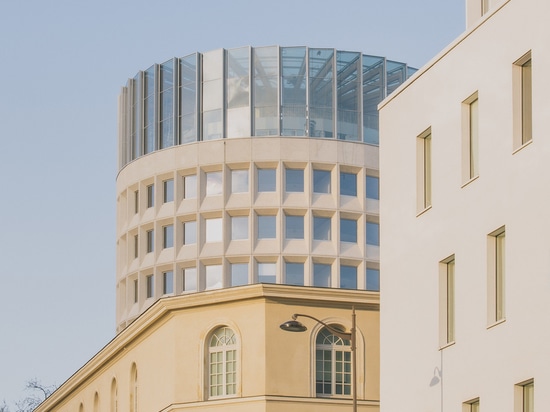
xmin=180 ymin=54 xmax=198 ymax=143
xmin=309 ymin=49 xmax=334 ymax=138
xmin=254 ymin=46 xmax=279 ymax=136
xmin=285 ymin=262 xmax=304 ymax=286
xmin=281 ymin=47 xmax=307 ymax=136
xmin=231 ymin=263 xmax=248 ymax=286
xmin=160 ymin=59 xmax=175 ymax=149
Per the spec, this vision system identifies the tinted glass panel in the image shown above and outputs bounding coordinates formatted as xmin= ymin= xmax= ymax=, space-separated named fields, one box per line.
xmin=313 ymin=170 xmax=331 ymax=193
xmin=366 ymin=176 xmax=379 ymax=199
xmin=206 ymin=265 xmax=222 ymax=290
xmin=163 ymin=179 xmax=174 ymax=203
xmin=313 ymin=263 xmax=331 ymax=287
xmin=340 ymin=172 xmax=357 ymax=196
xmin=184 ymin=175 xmax=197 ymax=199
xmin=285 ymin=262 xmax=304 ymax=286
xmin=258 ymin=262 xmax=276 ymax=283
xmin=363 ymin=56 xmax=384 ymax=145
xmin=285 ymin=215 xmax=304 ymax=239
xmin=206 ymin=218 xmax=222 ymax=242
xmin=309 ymin=48 xmax=334 ymax=138
xmin=231 ymin=170 xmax=248 ymax=193
xmin=337 ymin=51 xmax=360 ymax=141
xmin=366 ymin=222 xmax=379 ymax=245
xmin=163 ymin=225 xmax=174 ymax=248
xmin=231 ymin=263 xmax=248 ymax=286
xmin=231 ymin=216 xmax=248 ymax=240
xmin=340 ymin=219 xmax=357 ymax=243
xmin=183 ymin=267 xmax=197 ymax=292
xmin=285 ymin=168 xmax=304 ymax=192
xmin=163 ymin=271 xmax=174 ymax=294
xmin=206 ymin=171 xmax=223 ymax=196
xmin=366 ymin=268 xmax=380 ymax=291
xmin=258 ymin=215 xmax=276 ymax=238
xmin=314 ymin=216 xmax=331 ymax=240
xmin=340 ymin=265 xmax=357 ymax=289
xmin=184 ymin=221 xmax=197 ymax=245
xmin=282 ymin=47 xmax=307 ymax=136
xmin=258 ymin=168 xmax=276 ymax=192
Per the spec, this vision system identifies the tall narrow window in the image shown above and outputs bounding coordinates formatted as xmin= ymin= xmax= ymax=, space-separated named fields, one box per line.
xmin=184 ymin=175 xmax=197 ymax=199
xmin=146 ymin=230 xmax=154 ymax=253
xmin=183 ymin=267 xmax=197 ymax=292
xmin=417 ymin=128 xmax=432 ymax=211
xmin=134 ymin=190 xmax=139 ymax=214
xmin=134 ymin=234 xmax=138 ymax=258
xmin=133 ymin=279 xmax=138 ymax=303
xmin=183 ymin=221 xmax=197 ymax=245
xmin=110 ymin=378 xmax=118 ymax=412
xmin=163 ymin=225 xmax=173 ymax=248
xmin=514 ymin=52 xmax=532 ymax=147
xmin=231 ymin=216 xmax=248 ymax=240
xmin=488 ymin=227 xmax=505 ymax=324
xmin=515 ymin=380 xmax=534 ymax=412
xmin=206 ymin=171 xmax=223 ymax=196
xmin=463 ymin=92 xmax=479 ymax=181
xmin=366 ymin=222 xmax=380 ymax=245
xmin=315 ymin=326 xmax=352 ymax=397
xmin=439 ymin=256 xmax=455 ymax=346
xmin=130 ymin=364 xmax=138 ymax=412
xmin=94 ymin=392 xmax=99 ymax=412
xmin=163 ymin=271 xmax=173 ymax=294
xmin=163 ymin=179 xmax=174 ymax=203
xmin=366 ymin=268 xmax=380 ymax=292
xmin=313 ymin=169 xmax=331 ymax=194
xmin=366 ymin=175 xmax=379 ymax=200
xmin=481 ymin=0 xmax=489 ymax=15
xmin=463 ymin=398 xmax=479 ymax=412
xmin=146 ymin=275 xmax=154 ymax=298
xmin=146 ymin=184 xmax=154 ymax=208
xmin=209 ymin=327 xmax=237 ymax=398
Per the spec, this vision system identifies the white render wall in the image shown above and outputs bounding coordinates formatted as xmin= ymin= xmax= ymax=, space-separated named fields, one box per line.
xmin=379 ymin=0 xmax=550 ymax=410
xmin=116 ymin=137 xmax=380 ymax=331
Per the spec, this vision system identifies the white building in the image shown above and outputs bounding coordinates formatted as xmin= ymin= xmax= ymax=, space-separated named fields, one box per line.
xmin=379 ymin=0 xmax=549 ymax=410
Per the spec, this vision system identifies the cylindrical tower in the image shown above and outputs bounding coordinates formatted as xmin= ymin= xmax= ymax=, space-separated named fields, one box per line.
xmin=116 ymin=46 xmax=414 ymax=331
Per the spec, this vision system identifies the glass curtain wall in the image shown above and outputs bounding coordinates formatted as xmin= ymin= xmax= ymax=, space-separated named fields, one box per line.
xmin=159 ymin=59 xmax=175 ymax=149
xmin=143 ymin=65 xmax=156 ymax=154
xmin=253 ymin=46 xmax=279 ymax=136
xmin=130 ymin=74 xmax=141 ymax=161
xmin=362 ymin=56 xmax=384 ymax=145
xmin=226 ymin=47 xmax=250 ymax=138
xmin=337 ymin=51 xmax=361 ymax=141
xmin=281 ymin=47 xmax=307 ymax=136
xmin=202 ymin=49 xmax=224 ymax=141
xmin=309 ymin=48 xmax=334 ymax=138
xmin=180 ymin=53 xmax=198 ymax=143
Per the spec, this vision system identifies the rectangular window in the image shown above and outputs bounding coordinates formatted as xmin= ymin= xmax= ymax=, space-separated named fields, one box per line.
xmin=258 ymin=168 xmax=276 ymax=192
xmin=163 ymin=225 xmax=174 ymax=248
xmin=285 ymin=262 xmax=304 ymax=286
xmin=134 ymin=234 xmax=138 ymax=258
xmin=366 ymin=222 xmax=380 ymax=245
xmin=313 ymin=216 xmax=331 ymax=241
xmin=417 ymin=128 xmax=432 ymax=211
xmin=439 ymin=256 xmax=455 ymax=346
xmin=231 ymin=169 xmax=249 ymax=193
xmin=133 ymin=279 xmax=138 ymax=303
xmin=257 ymin=215 xmax=276 ymax=239
xmin=481 ymin=0 xmax=489 ymax=15
xmin=313 ymin=263 xmax=331 ymax=287
xmin=230 ymin=263 xmax=248 ymax=286
xmin=285 ymin=168 xmax=304 ymax=192
xmin=488 ymin=227 xmax=505 ymax=324
xmin=231 ymin=216 xmax=248 ymax=240
xmin=206 ymin=171 xmax=223 ymax=196
xmin=183 ymin=221 xmax=197 ymax=245
xmin=134 ymin=190 xmax=139 ymax=214
xmin=258 ymin=262 xmax=276 ymax=283
xmin=514 ymin=380 xmax=534 ymax=412
xmin=146 ymin=274 xmax=154 ymax=298
xmin=163 ymin=179 xmax=174 ymax=203
xmin=313 ymin=169 xmax=331 ymax=194
xmin=340 ymin=265 xmax=357 ymax=289
xmin=366 ymin=175 xmax=379 ymax=200
xmin=163 ymin=271 xmax=173 ymax=294
xmin=366 ymin=268 xmax=380 ymax=291
xmin=340 ymin=172 xmax=357 ymax=196
xmin=205 ymin=265 xmax=222 ymax=290
xmin=184 ymin=175 xmax=197 ymax=199
xmin=462 ymin=92 xmax=479 ymax=182
xmin=146 ymin=229 xmax=154 ymax=253
xmin=340 ymin=218 xmax=357 ymax=243
xmin=147 ymin=184 xmax=154 ymax=208
xmin=205 ymin=217 xmax=222 ymax=242
xmin=513 ymin=52 xmax=532 ymax=147
xmin=183 ymin=267 xmax=197 ymax=292
xmin=285 ymin=215 xmax=304 ymax=239
xmin=463 ymin=398 xmax=480 ymax=412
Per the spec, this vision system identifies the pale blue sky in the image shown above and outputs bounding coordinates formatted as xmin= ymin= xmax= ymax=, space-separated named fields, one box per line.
xmin=0 ymin=0 xmax=463 ymax=407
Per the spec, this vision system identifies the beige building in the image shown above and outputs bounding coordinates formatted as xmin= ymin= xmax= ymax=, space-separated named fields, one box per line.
xmin=35 ymin=285 xmax=379 ymax=412
xmin=379 ymin=0 xmax=549 ymax=410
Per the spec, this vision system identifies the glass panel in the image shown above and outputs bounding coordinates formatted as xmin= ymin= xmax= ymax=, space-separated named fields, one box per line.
xmin=180 ymin=54 xmax=198 ymax=143
xmin=206 ymin=171 xmax=223 ymax=196
xmin=203 ymin=109 xmax=223 ymax=140
xmin=340 ymin=265 xmax=357 ymax=289
xmin=366 ymin=222 xmax=379 ymax=245
xmin=231 ymin=263 xmax=248 ymax=286
xmin=160 ymin=60 xmax=174 ymax=149
xmin=523 ymin=382 xmax=534 ymax=412
xmin=386 ymin=60 xmax=406 ymax=95
xmin=309 ymin=48 xmax=334 ymax=138
xmin=469 ymin=98 xmax=479 ymax=178
xmin=285 ymin=215 xmax=304 ymax=239
xmin=337 ymin=51 xmax=361 ymax=141
xmin=253 ymin=46 xmax=279 ymax=136
xmin=131 ymin=74 xmax=141 ymax=160
xmin=206 ymin=265 xmax=223 ymax=290
xmin=163 ymin=271 xmax=173 ymax=294
xmin=231 ymin=216 xmax=248 ymax=240
xmin=163 ymin=225 xmax=174 ymax=248
xmin=257 ymin=168 xmax=276 ymax=192
xmin=521 ymin=59 xmax=532 ymax=144
xmin=313 ymin=169 xmax=331 ymax=194
xmin=258 ymin=262 xmax=276 ymax=283
xmin=143 ymin=65 xmax=156 ymax=154
xmin=363 ymin=56 xmax=385 ymax=145
xmin=340 ymin=172 xmax=357 ymax=196
xmin=184 ymin=221 xmax=197 ymax=245
xmin=281 ymin=47 xmax=306 ymax=136
xmin=184 ymin=175 xmax=197 ymax=199
xmin=285 ymin=262 xmax=304 ymax=286
xmin=258 ymin=215 xmax=276 ymax=239
xmin=147 ymin=184 xmax=154 ymax=207
xmin=231 ymin=169 xmax=249 ymax=193
xmin=285 ymin=168 xmax=304 ymax=192
xmin=163 ymin=179 xmax=174 ymax=203
xmin=366 ymin=268 xmax=380 ymax=291
xmin=226 ymin=47 xmax=250 ymax=109
xmin=206 ymin=218 xmax=222 ymax=242
xmin=183 ymin=267 xmax=197 ymax=292
xmin=366 ymin=175 xmax=379 ymax=199
xmin=340 ymin=218 xmax=357 ymax=243
xmin=313 ymin=263 xmax=331 ymax=287
xmin=313 ymin=216 xmax=331 ymax=241
xmin=146 ymin=274 xmax=154 ymax=298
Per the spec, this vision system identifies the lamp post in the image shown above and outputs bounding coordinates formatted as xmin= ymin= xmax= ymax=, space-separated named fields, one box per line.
xmin=280 ymin=307 xmax=357 ymax=412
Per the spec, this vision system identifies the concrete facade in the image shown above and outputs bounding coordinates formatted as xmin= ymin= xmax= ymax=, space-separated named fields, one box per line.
xmin=379 ymin=0 xmax=549 ymax=410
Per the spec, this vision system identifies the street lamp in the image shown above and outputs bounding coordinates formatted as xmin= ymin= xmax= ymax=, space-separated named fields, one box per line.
xmin=280 ymin=307 xmax=357 ymax=412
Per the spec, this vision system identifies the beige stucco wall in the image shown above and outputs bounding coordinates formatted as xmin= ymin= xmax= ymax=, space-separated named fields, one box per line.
xmin=115 ymin=137 xmax=380 ymax=331
xmin=379 ymin=0 xmax=550 ymax=410
xmin=36 ymin=285 xmax=379 ymax=412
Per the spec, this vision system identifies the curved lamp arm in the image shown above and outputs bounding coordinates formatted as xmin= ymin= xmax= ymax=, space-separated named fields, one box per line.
xmin=291 ymin=313 xmax=352 ymax=341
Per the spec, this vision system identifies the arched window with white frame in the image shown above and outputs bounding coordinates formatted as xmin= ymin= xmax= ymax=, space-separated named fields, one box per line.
xmin=130 ymin=363 xmax=138 ymax=412
xmin=208 ymin=326 xmax=237 ymax=398
xmin=315 ymin=326 xmax=352 ymax=397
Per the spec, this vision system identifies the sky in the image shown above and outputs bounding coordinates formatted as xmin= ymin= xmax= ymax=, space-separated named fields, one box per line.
xmin=0 ymin=0 xmax=463 ymax=407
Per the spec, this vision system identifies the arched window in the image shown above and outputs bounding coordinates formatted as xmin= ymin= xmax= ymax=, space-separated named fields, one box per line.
xmin=93 ymin=392 xmax=99 ymax=412
xmin=315 ymin=326 xmax=352 ymax=397
xmin=130 ymin=364 xmax=138 ymax=412
xmin=208 ymin=326 xmax=237 ymax=398
xmin=110 ymin=378 xmax=118 ymax=412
